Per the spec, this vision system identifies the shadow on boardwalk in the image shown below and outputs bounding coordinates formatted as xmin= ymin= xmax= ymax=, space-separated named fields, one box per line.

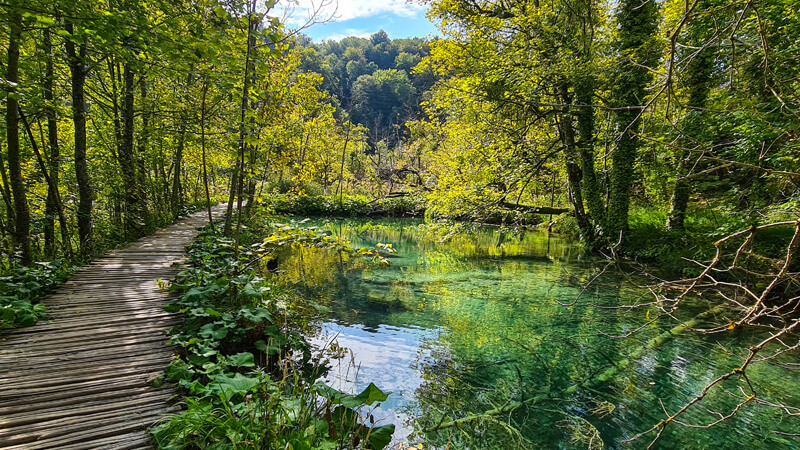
xmin=0 ymin=207 xmax=223 ymax=449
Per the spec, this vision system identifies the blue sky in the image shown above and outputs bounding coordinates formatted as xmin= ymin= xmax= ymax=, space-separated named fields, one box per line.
xmin=278 ymin=0 xmax=441 ymax=42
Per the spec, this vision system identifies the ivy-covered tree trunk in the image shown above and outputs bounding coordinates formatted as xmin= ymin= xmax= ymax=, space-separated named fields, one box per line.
xmin=605 ymin=0 xmax=659 ymax=238
xmin=66 ymin=22 xmax=93 ymax=258
xmin=668 ymin=8 xmax=715 ymax=231
xmin=575 ymin=77 xmax=604 ymax=229
xmin=6 ymin=11 xmax=32 ymax=266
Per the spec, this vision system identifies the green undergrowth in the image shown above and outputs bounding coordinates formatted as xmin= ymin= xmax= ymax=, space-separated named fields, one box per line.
xmin=265 ymin=194 xmax=425 ymax=218
xmin=0 ymin=261 xmax=76 ymax=329
xmin=625 ymin=203 xmax=796 ymax=275
xmin=152 ymin=213 xmax=397 ymax=449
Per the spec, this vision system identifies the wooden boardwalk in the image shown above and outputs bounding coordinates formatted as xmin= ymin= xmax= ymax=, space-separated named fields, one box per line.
xmin=0 ymin=209 xmax=220 ymax=449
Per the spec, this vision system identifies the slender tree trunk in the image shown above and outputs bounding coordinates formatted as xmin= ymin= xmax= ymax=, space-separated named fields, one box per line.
xmin=171 ymin=72 xmax=194 ymax=220
xmin=171 ymin=125 xmax=186 ymax=218
xmin=120 ymin=63 xmax=143 ymax=238
xmin=224 ymin=168 xmax=238 ymax=234
xmin=338 ymin=123 xmax=351 ymax=207
xmin=244 ymin=143 xmax=258 ymax=217
xmin=6 ymin=11 xmax=32 ymax=265
xmin=559 ymin=84 xmax=593 ymax=242
xmin=0 ymin=135 xmax=16 ymax=238
xmin=108 ymin=59 xmax=123 ymax=153
xmin=158 ymin=133 xmax=170 ymax=212
xmin=43 ymin=28 xmax=58 ymax=258
xmin=138 ymin=79 xmax=151 ymax=228
xmin=668 ymin=155 xmax=691 ymax=230
xmin=66 ymin=22 xmax=93 ymax=258
xmin=19 ymin=109 xmax=71 ymax=260
xmin=226 ymin=0 xmax=256 ymax=238
xmin=200 ymin=79 xmax=214 ymax=228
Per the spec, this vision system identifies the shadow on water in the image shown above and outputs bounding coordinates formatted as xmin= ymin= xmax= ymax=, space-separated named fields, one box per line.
xmin=273 ymin=218 xmax=800 ymax=449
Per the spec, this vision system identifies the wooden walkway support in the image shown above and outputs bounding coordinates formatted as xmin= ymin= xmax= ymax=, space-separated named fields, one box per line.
xmin=0 ymin=208 xmax=220 ymax=449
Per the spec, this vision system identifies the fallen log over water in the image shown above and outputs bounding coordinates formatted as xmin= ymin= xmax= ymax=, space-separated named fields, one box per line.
xmin=499 ymin=202 xmax=571 ymax=215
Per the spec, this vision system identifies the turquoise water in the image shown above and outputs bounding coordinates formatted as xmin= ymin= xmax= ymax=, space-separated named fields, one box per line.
xmin=278 ymin=219 xmax=800 ymax=449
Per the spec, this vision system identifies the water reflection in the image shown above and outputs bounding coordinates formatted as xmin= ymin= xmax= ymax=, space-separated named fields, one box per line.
xmin=276 ymin=218 xmax=800 ymax=449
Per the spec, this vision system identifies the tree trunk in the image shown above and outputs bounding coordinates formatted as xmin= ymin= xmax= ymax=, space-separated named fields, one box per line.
xmin=226 ymin=0 xmax=256 ymax=238
xmin=120 ymin=63 xmax=143 ymax=238
xmin=244 ymin=144 xmax=258 ymax=217
xmin=138 ymin=79 xmax=151 ymax=229
xmin=6 ymin=11 xmax=32 ymax=266
xmin=667 ymin=160 xmax=691 ymax=230
xmin=43 ymin=28 xmax=57 ymax=258
xmin=19 ymin=108 xmax=71 ymax=260
xmin=575 ymin=77 xmax=604 ymax=229
xmin=559 ymin=84 xmax=593 ymax=242
xmin=606 ymin=114 xmax=638 ymax=236
xmin=66 ymin=22 xmax=93 ymax=258
xmin=171 ymin=72 xmax=194 ymax=220
xmin=0 ymin=131 xmax=16 ymax=239
xmin=200 ymin=78 xmax=214 ymax=228
xmin=338 ymin=123 xmax=352 ymax=207
xmin=668 ymin=19 xmax=714 ymax=231
xmin=171 ymin=125 xmax=186 ymax=219
xmin=605 ymin=0 xmax=658 ymax=238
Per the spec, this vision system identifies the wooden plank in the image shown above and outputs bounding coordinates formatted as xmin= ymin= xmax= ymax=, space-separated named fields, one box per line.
xmin=0 ymin=358 xmax=172 ymax=391
xmin=0 ymin=324 xmax=175 ymax=349
xmin=63 ymin=431 xmax=159 ymax=450
xmin=0 ymin=345 xmax=176 ymax=372
xmin=0 ymin=408 xmax=171 ymax=448
xmin=0 ymin=377 xmax=175 ymax=409
xmin=0 ymin=390 xmax=173 ymax=430
xmin=0 ymin=207 xmax=223 ymax=448
xmin=0 ymin=334 xmax=172 ymax=360
xmin=0 ymin=317 xmax=180 ymax=339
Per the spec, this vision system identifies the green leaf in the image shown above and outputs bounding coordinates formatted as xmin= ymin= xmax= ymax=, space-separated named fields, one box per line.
xmin=240 ymin=306 xmax=272 ymax=323
xmin=315 ymin=382 xmax=390 ymax=409
xmin=214 ymin=373 xmax=259 ymax=398
xmin=199 ymin=323 xmax=229 ymax=340
xmin=35 ymin=15 xmax=56 ymax=26
xmin=365 ymin=424 xmax=395 ymax=450
xmin=240 ymin=283 xmax=264 ymax=300
xmin=228 ymin=352 xmax=255 ymax=367
xmin=352 ymin=383 xmax=390 ymax=406
xmin=165 ymin=359 xmax=194 ymax=382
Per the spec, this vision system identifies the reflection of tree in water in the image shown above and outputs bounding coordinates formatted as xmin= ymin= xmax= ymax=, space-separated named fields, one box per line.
xmin=408 ymin=262 xmax=617 ymax=448
xmin=272 ymin=218 xmax=800 ymax=448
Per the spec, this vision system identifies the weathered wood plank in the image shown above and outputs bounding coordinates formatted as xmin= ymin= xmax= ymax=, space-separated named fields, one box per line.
xmin=0 ymin=207 xmax=222 ymax=449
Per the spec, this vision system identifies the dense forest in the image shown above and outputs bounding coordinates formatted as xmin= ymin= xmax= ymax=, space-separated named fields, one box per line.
xmin=1 ymin=0 xmax=799 ymax=448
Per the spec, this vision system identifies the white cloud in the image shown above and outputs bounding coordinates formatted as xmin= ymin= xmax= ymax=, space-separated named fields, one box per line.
xmin=322 ymin=28 xmax=375 ymax=41
xmin=278 ymin=0 xmax=425 ymax=26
